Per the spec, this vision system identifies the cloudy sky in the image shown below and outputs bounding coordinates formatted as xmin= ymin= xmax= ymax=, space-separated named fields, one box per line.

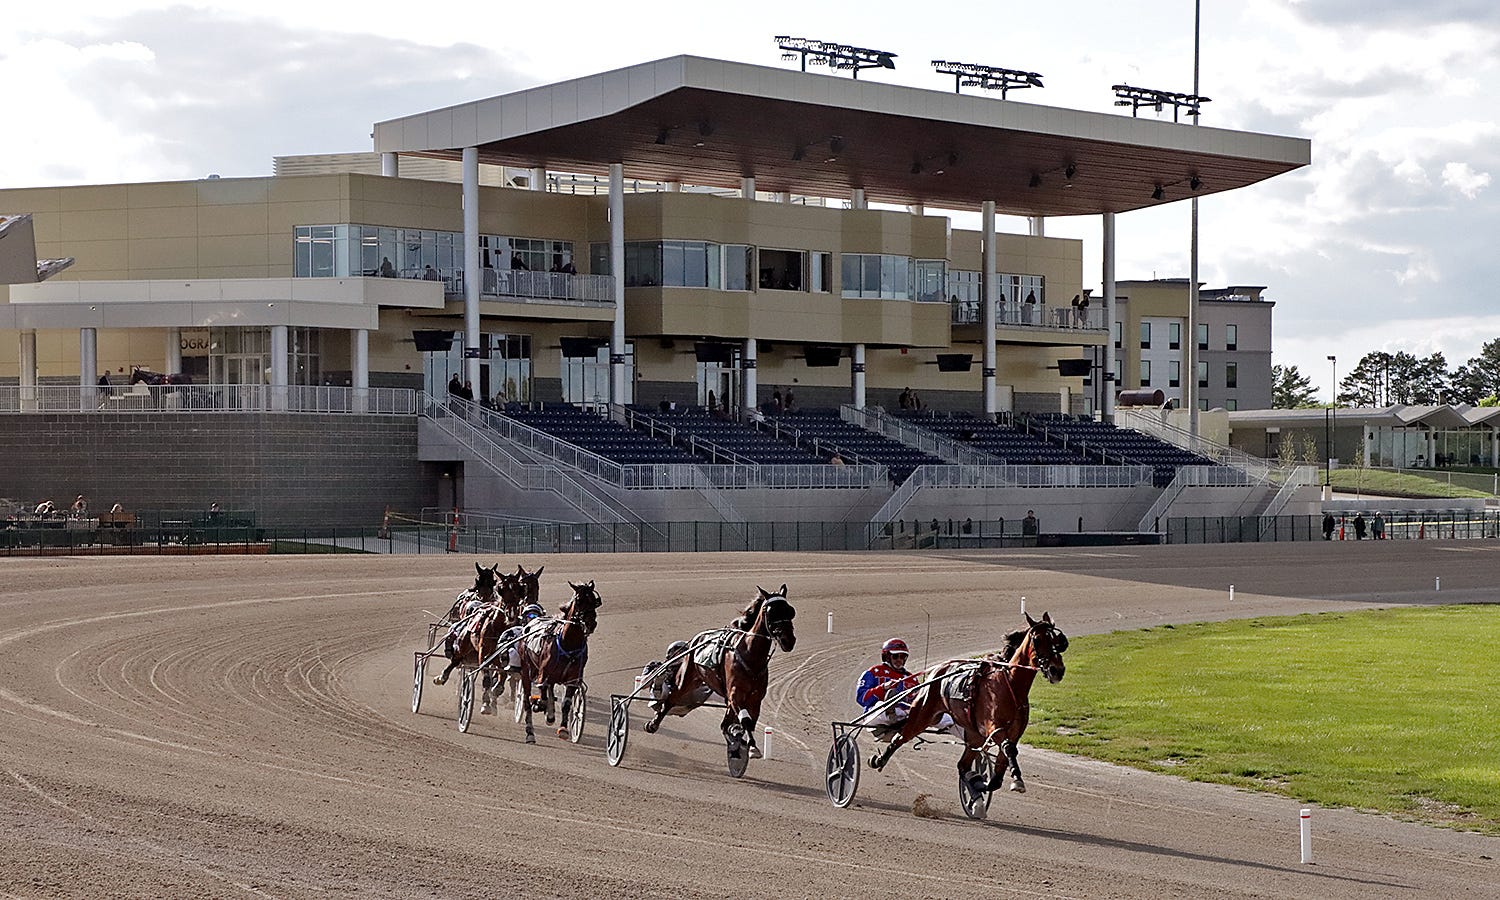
xmin=6 ymin=1 xmax=1497 ymax=400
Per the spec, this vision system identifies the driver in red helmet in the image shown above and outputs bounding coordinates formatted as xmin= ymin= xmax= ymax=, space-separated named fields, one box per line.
xmin=856 ymin=639 xmax=919 ymax=728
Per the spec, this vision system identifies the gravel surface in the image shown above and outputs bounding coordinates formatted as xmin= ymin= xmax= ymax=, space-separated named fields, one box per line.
xmin=2 ymin=543 xmax=1497 ymax=898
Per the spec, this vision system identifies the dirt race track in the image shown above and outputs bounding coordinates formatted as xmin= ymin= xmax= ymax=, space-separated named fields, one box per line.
xmin=3 ymin=543 xmax=1499 ymax=899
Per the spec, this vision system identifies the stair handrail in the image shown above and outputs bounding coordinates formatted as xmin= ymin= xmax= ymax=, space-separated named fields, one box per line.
xmin=840 ymin=405 xmax=993 ymax=468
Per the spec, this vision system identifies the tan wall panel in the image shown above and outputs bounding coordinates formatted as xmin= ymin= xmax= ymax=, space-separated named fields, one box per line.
xmin=197 ymin=204 xmax=270 ymax=238
xmin=196 ymin=178 xmax=272 ymax=206
xmin=58 ymin=185 xmax=129 ymax=212
xmin=128 ymin=206 xmax=198 ymax=240
xmin=266 ymin=175 xmax=347 ymax=205
xmin=126 ymin=182 xmax=198 ymax=209
xmin=62 ymin=240 xmax=130 ymax=275
xmin=266 ymin=200 xmax=347 ymax=238
xmin=197 ymin=235 xmax=269 ymax=271
xmin=56 ymin=209 xmax=128 ymax=242
xmin=129 ymin=237 xmax=198 ymax=271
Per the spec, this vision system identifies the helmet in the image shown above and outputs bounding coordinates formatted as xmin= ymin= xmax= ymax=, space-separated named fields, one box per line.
xmin=522 ymin=604 xmax=544 ymax=620
xmin=881 ymin=638 xmax=909 ymax=657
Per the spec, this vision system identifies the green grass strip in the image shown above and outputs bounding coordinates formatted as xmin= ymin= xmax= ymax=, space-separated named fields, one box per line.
xmin=1026 ymin=605 xmax=1500 ymax=833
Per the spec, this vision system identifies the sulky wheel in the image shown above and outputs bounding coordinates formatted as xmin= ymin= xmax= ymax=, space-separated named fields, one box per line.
xmin=513 ymin=675 xmax=526 ymax=724
xmin=457 ymin=671 xmax=476 ymax=734
xmin=411 ymin=655 xmax=426 ymax=714
xmin=605 ymin=699 xmax=630 ymax=766
xmin=567 ymin=685 xmax=587 ymax=744
xmin=958 ymin=752 xmax=996 ymax=820
xmin=825 ymin=733 xmax=861 ymax=808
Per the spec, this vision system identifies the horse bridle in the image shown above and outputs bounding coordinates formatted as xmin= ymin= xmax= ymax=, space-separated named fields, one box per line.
xmin=1026 ymin=623 xmax=1069 ymax=672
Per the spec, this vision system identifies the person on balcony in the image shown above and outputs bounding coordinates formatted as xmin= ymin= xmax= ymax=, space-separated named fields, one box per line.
xmin=510 ymin=253 xmax=529 ymax=271
xmin=422 ymin=265 xmax=440 ymax=281
xmin=378 ymin=257 xmax=395 ymax=278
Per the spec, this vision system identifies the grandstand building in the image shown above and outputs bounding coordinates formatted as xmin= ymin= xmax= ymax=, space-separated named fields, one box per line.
xmin=1 ymin=55 xmax=1314 ymax=533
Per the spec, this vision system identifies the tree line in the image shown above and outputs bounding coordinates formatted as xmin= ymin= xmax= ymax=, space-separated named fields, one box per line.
xmin=1273 ymin=339 xmax=1500 ymax=409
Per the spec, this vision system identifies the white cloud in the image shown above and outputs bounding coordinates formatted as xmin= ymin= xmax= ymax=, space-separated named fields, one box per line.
xmin=1441 ymin=162 xmax=1492 ymax=198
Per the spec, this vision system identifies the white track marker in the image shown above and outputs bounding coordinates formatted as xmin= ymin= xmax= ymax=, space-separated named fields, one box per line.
xmin=1436 ymin=576 xmax=1441 ymax=592
xmin=1300 ymin=808 xmax=1312 ymax=864
xmin=827 ymin=612 xmax=833 ymax=634
xmin=763 ymin=726 xmax=772 ymax=760
xmin=1020 ymin=597 xmax=1026 ymax=617
xmin=1229 ymin=584 xmax=1235 ymax=602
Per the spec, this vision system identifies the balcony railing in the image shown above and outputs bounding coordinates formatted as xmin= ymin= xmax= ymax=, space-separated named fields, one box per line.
xmin=445 ymin=269 xmax=615 ymax=304
xmin=0 ymin=383 xmax=417 ymax=415
xmin=951 ymin=299 xmax=1107 ymax=331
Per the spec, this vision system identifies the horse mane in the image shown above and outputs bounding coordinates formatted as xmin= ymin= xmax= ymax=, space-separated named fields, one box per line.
xmin=998 ymin=628 xmax=1027 ymax=662
xmin=732 ymin=596 xmax=763 ymax=632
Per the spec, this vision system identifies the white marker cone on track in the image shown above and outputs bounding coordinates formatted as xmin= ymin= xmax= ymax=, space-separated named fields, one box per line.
xmin=1020 ymin=597 xmax=1026 ymax=617
xmin=1300 ymin=808 xmax=1312 ymax=864
xmin=827 ymin=612 xmax=833 ymax=633
xmin=762 ymin=726 xmax=772 ymax=760
xmin=1230 ymin=584 xmax=1235 ymax=602
xmin=1436 ymin=576 xmax=1441 ymax=592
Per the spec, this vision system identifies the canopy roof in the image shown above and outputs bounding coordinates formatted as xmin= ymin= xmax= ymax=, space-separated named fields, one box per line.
xmin=375 ymin=56 xmax=1310 ymax=216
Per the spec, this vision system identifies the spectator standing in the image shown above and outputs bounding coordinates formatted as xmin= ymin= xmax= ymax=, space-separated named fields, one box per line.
xmin=1372 ymin=513 xmax=1386 ymax=540
xmin=1353 ymin=513 xmax=1367 ymax=540
xmin=898 ymin=387 xmax=913 ymax=410
xmin=378 ymin=257 xmax=395 ymax=278
xmin=71 ymin=495 xmax=88 ymax=517
xmin=772 ymin=388 xmax=783 ymax=412
xmin=784 ymin=388 xmax=795 ymax=412
xmin=1322 ymin=512 xmax=1335 ymax=541
xmin=447 ymin=374 xmax=462 ymax=398
xmin=1022 ymin=509 xmax=1039 ymax=538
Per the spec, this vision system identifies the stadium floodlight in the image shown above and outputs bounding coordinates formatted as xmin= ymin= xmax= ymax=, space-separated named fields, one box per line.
xmin=1111 ymin=84 xmax=1210 ymax=123
xmin=931 ymin=60 xmax=1044 ymax=98
xmin=774 ymin=37 xmax=897 ymax=79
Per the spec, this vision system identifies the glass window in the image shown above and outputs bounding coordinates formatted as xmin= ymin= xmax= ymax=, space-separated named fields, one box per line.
xmin=1197 ymin=361 xmax=1209 ymax=387
xmin=1113 ymin=321 xmax=1122 ymax=349
xmin=682 ymin=241 xmax=708 ymax=287
xmin=294 ymin=226 xmax=311 ymax=277
xmin=1226 ymin=361 xmax=1238 ymax=388
xmin=861 ymin=255 xmax=881 ymax=296
xmin=811 ymin=252 xmax=832 ymax=293
xmin=759 ymin=248 xmax=807 ymax=291
xmin=725 ymin=244 xmax=752 ymax=291
xmin=841 ymin=254 xmax=860 ymax=296
xmin=707 ymin=244 xmax=721 ymax=290
xmin=1140 ymin=322 xmax=1151 ymax=349
xmin=1169 ymin=322 xmax=1181 ymax=350
xmin=1199 ymin=399 xmax=1209 ymax=411
xmin=1226 ymin=324 xmax=1238 ymax=351
xmin=1197 ymin=323 xmax=1208 ymax=349
xmin=1169 ymin=360 xmax=1181 ymax=387
xmin=1140 ymin=360 xmax=1152 ymax=386
xmin=309 ymin=225 xmax=335 ymax=277
xmin=1226 ymin=399 xmax=1238 ymax=411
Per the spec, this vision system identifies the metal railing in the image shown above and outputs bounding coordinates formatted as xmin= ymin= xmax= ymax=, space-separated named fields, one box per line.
xmin=446 ymin=269 xmax=615 ymax=304
xmin=840 ymin=404 xmax=994 ymax=468
xmin=1115 ymin=409 xmax=1281 ymax=482
xmin=0 ymin=383 xmax=417 ymax=415
xmin=1137 ymin=465 xmax=1259 ymax=533
xmin=951 ymin=299 xmax=1108 ymax=331
xmin=422 ymin=394 xmax=641 ymax=527
xmin=757 ymin=417 xmax=879 ymax=468
xmin=1173 ymin=510 xmax=1500 ymax=544
xmin=1260 ymin=465 xmax=1318 ymax=520
xmin=874 ymin=462 xmax=1153 ymax=524
xmin=616 ymin=405 xmax=759 ymax=468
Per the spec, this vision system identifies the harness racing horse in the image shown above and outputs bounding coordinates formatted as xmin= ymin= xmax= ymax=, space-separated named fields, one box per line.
xmin=432 ymin=563 xmax=526 ymax=716
xmin=644 ymin=585 xmax=796 ymax=766
xmin=869 ymin=612 xmax=1067 ymax=797
xmin=515 ymin=564 xmax=543 ymax=606
xmin=516 ymin=581 xmax=601 ymax=743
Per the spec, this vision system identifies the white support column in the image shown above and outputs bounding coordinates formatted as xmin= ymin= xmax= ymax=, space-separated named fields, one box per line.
xmin=742 ymin=338 xmax=758 ymax=419
xmin=772 ymin=191 xmax=790 ymax=203
xmin=609 ymin=163 xmax=627 ymax=406
xmin=909 ymin=203 xmax=925 ymax=216
xmin=353 ymin=328 xmax=369 ymax=413
xmin=664 ymin=181 xmax=681 ymax=193
xmin=1188 ymin=195 xmax=1200 ymax=435
xmin=1491 ymin=427 xmax=1499 ymax=468
xmin=165 ymin=327 xmax=182 ymax=375
xmin=1059 ymin=385 xmax=1071 ymax=415
xmin=19 ymin=330 xmax=37 ymax=412
xmin=380 ymin=152 xmax=399 ymax=177
xmin=982 ymin=201 xmax=997 ymax=416
xmin=462 ymin=147 xmax=481 ymax=389
xmin=852 ymin=343 xmax=867 ymax=410
xmin=1027 ymin=216 xmax=1046 ymax=237
xmin=79 ymin=328 xmax=97 ymax=412
xmin=740 ymin=176 xmax=756 ymax=199
xmin=270 ymin=324 xmax=289 ymax=411
xmin=529 ymin=166 xmax=546 ymax=191
xmin=1103 ymin=212 xmax=1118 ymax=423
xmin=850 ymin=188 xmax=867 ymax=210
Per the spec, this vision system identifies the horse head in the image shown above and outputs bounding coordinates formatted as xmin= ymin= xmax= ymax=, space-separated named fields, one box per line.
xmin=516 ymin=564 xmax=544 ymax=605
xmin=472 ymin=562 xmax=503 ymax=601
xmin=496 ymin=570 xmax=526 ymax=623
xmin=752 ymin=584 xmax=796 ymax=652
xmin=1019 ymin=611 xmax=1068 ymax=684
xmin=564 ymin=580 xmax=602 ymax=635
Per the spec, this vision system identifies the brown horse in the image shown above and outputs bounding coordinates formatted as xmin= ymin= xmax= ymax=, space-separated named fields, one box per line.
xmin=869 ymin=611 xmax=1067 ymax=796
xmin=515 ymin=580 xmax=601 ymax=743
xmin=433 ymin=563 xmax=526 ymax=715
xmin=515 ymin=564 xmax=544 ymax=607
xmin=644 ymin=585 xmax=796 ymax=763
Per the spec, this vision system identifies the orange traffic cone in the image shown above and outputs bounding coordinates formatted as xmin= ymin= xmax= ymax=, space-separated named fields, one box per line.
xmin=447 ymin=507 xmax=459 ymax=553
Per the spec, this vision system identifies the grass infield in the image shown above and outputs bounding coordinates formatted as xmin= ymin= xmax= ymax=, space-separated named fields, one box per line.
xmin=1026 ymin=605 xmax=1500 ymax=833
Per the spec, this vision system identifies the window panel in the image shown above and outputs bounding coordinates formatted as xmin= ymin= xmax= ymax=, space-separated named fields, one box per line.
xmin=1226 ymin=324 xmax=1238 ymax=351
xmin=1197 ymin=323 xmax=1208 ymax=349
xmin=1140 ymin=322 xmax=1151 ymax=349
xmin=1140 ymin=360 xmax=1152 ymax=386
xmin=1169 ymin=322 xmax=1181 ymax=350
xmin=1226 ymin=361 xmax=1238 ymax=388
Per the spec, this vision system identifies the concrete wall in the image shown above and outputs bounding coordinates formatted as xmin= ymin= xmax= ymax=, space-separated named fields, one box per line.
xmin=0 ymin=414 xmax=433 ymax=527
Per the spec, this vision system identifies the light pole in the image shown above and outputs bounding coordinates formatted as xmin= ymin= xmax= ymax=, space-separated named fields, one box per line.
xmin=1327 ymin=355 xmax=1337 ymax=485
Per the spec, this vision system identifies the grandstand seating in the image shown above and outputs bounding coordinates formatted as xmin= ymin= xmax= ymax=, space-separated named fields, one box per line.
xmin=1023 ymin=415 xmax=1220 ymax=487
xmin=766 ymin=410 xmax=944 ymax=481
xmin=497 ymin=404 xmax=697 ymax=465
xmin=636 ymin=408 xmax=827 ymax=465
xmin=891 ymin=410 xmax=1088 ymax=466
